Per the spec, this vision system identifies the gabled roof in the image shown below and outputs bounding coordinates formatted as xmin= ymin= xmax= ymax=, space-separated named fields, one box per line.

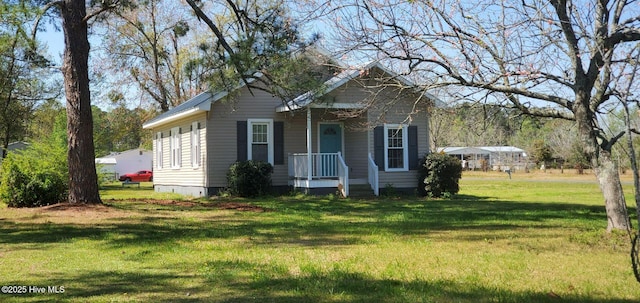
xmin=142 ymin=47 xmax=444 ymax=129
xmin=275 ymin=61 xmax=441 ymax=112
xmin=142 ymin=91 xmax=224 ymax=129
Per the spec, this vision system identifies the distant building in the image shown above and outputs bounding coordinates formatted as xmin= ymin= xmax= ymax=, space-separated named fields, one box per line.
xmin=6 ymin=141 xmax=29 ymax=152
xmin=0 ymin=141 xmax=30 ymax=161
xmin=95 ymin=149 xmax=152 ymax=180
xmin=437 ymin=146 xmax=528 ymax=171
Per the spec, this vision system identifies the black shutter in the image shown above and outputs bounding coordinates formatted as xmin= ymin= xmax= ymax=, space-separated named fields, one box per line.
xmin=374 ymin=126 xmax=384 ymax=171
xmin=274 ymin=121 xmax=284 ymax=165
xmin=408 ymin=125 xmax=418 ymax=170
xmin=237 ymin=121 xmax=247 ymax=161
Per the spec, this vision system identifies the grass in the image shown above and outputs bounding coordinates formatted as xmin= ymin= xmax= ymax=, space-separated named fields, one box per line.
xmin=0 ymin=170 xmax=639 ymax=302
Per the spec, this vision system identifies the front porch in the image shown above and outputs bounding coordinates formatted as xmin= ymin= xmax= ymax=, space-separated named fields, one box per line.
xmin=277 ymin=96 xmax=381 ymax=197
xmin=287 ymin=152 xmax=379 ymax=197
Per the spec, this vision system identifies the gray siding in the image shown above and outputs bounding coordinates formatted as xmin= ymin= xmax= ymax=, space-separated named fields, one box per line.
xmin=152 ymin=113 xmax=207 ymax=195
xmin=149 ymin=64 xmax=432 ymax=194
xmin=323 ymin=72 xmax=432 ymax=189
xmin=343 ymin=118 xmax=369 ymax=179
xmin=206 ymin=88 xmax=292 ymax=188
xmin=367 ymin=89 xmax=431 ymax=189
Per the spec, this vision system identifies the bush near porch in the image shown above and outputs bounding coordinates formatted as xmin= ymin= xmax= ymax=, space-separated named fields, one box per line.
xmin=226 ymin=160 xmax=274 ymax=197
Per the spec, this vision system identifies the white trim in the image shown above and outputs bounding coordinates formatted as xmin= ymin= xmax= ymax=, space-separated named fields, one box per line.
xmin=143 ymin=108 xmax=203 ymax=129
xmin=306 ymin=108 xmax=312 ymax=181
xmin=290 ymin=179 xmax=340 ymax=188
xmin=317 ymin=122 xmax=345 ymax=155
xmin=384 ymin=124 xmax=409 ymax=172
xmin=277 ymin=102 xmax=366 ymax=112
xmin=191 ymin=122 xmax=201 ymax=168
xmin=155 ymin=132 xmax=163 ymax=169
xmin=170 ymin=127 xmax=182 ymax=169
xmin=247 ymin=119 xmax=274 ymax=165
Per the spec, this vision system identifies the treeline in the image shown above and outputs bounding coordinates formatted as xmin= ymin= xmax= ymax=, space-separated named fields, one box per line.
xmin=25 ymin=99 xmax=154 ymax=158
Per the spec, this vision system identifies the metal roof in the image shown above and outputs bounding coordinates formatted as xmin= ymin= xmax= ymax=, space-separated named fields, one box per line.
xmin=142 ymin=90 xmax=226 ymax=129
xmin=438 ymin=146 xmax=526 ymax=154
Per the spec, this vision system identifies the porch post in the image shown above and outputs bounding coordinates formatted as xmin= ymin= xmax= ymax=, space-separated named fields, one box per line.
xmin=306 ymin=107 xmax=312 ymax=181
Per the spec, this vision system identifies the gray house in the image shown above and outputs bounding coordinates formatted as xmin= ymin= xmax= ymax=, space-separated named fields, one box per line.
xmin=142 ymin=53 xmax=437 ymax=197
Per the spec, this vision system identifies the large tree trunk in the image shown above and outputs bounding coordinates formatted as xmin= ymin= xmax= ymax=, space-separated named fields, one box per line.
xmin=61 ymin=0 xmax=101 ymax=204
xmin=574 ymin=95 xmax=630 ymax=231
xmin=593 ymin=150 xmax=631 ymax=232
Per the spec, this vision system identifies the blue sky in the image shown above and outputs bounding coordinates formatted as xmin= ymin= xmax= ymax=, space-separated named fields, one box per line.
xmin=40 ymin=23 xmax=64 ymax=65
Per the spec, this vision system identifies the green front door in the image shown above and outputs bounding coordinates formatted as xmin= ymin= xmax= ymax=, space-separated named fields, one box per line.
xmin=320 ymin=124 xmax=342 ymax=154
xmin=319 ymin=124 xmax=342 ymax=177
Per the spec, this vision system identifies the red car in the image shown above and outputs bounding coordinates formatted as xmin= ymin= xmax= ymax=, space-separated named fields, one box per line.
xmin=119 ymin=170 xmax=153 ymax=182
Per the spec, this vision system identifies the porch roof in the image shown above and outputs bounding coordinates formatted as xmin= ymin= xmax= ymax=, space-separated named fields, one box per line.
xmin=275 ymin=61 xmax=441 ymax=113
xmin=275 ymin=67 xmax=366 ymax=112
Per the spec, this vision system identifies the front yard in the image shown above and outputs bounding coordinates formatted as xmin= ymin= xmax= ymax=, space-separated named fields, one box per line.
xmin=0 ymin=172 xmax=638 ymax=302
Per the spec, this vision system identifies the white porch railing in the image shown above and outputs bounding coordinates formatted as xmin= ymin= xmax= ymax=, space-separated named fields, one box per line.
xmin=288 ymin=152 xmax=350 ymax=197
xmin=368 ymin=153 xmax=379 ymax=196
xmin=289 ymin=152 xmax=342 ymax=179
xmin=337 ymin=153 xmax=349 ymax=197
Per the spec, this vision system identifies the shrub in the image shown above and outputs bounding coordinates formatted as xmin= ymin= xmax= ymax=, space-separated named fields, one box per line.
xmin=0 ymin=142 xmax=68 ymax=207
xmin=227 ymin=160 xmax=273 ymax=197
xmin=418 ymin=153 xmax=462 ymax=198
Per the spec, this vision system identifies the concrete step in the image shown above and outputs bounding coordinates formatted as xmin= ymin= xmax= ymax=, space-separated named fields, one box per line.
xmin=348 ymin=184 xmax=375 ymax=198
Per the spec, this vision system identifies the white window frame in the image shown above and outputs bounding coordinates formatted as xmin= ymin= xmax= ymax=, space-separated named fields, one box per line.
xmin=384 ymin=124 xmax=408 ymax=172
xmin=191 ymin=122 xmax=201 ymax=168
xmin=170 ymin=127 xmax=182 ymax=169
xmin=155 ymin=132 xmax=163 ymax=169
xmin=247 ymin=119 xmax=274 ymax=165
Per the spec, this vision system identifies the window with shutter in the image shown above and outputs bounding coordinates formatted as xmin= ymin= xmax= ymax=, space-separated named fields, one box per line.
xmin=155 ymin=132 xmax=163 ymax=169
xmin=191 ymin=122 xmax=201 ymax=168
xmin=170 ymin=127 xmax=181 ymax=168
xmin=384 ymin=124 xmax=408 ymax=171
xmin=247 ymin=119 xmax=274 ymax=165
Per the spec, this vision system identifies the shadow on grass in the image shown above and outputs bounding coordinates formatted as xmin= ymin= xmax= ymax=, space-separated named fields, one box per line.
xmin=0 ymin=195 xmax=615 ymax=248
xmin=3 ymin=270 xmax=208 ymax=303
xmin=8 ymin=260 xmax=633 ymax=303
xmin=0 ymin=196 xmax=635 ymax=302
xmin=211 ymin=260 xmax=637 ymax=303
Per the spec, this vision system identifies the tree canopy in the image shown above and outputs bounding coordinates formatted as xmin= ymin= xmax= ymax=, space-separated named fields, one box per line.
xmin=321 ymin=0 xmax=640 ymax=231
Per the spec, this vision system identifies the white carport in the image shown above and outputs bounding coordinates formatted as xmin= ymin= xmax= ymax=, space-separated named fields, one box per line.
xmin=437 ymin=146 xmax=528 ymax=171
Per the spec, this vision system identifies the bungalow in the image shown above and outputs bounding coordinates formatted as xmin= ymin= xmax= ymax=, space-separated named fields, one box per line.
xmin=142 ymin=51 xmax=438 ymax=197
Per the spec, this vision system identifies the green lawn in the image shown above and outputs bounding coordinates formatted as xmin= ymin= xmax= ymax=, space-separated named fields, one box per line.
xmin=1 ymin=173 xmax=639 ymax=302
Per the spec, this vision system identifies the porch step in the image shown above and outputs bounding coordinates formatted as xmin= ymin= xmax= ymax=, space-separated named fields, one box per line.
xmin=348 ymin=184 xmax=376 ymax=198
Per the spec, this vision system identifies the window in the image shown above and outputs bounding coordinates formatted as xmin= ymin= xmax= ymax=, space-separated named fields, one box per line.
xmin=155 ymin=132 xmax=163 ymax=169
xmin=170 ymin=127 xmax=182 ymax=168
xmin=191 ymin=122 xmax=201 ymax=168
xmin=248 ymin=119 xmax=273 ymax=164
xmin=384 ymin=124 xmax=408 ymax=171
